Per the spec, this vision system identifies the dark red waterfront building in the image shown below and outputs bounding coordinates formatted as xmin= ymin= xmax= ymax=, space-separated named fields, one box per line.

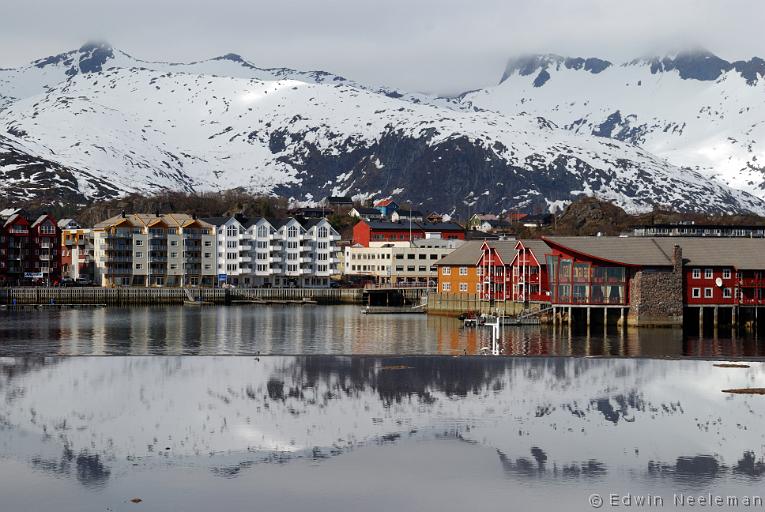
xmin=0 ymin=208 xmax=62 ymax=285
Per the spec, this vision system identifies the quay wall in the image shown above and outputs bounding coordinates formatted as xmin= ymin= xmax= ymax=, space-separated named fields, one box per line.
xmin=427 ymin=293 xmax=528 ymax=317
xmin=0 ymin=287 xmax=364 ymax=306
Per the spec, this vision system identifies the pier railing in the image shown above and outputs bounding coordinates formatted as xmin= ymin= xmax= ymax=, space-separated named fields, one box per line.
xmin=0 ymin=287 xmax=364 ymax=306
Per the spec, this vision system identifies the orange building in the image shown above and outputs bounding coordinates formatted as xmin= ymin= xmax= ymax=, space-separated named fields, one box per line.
xmin=435 ymin=241 xmax=484 ymax=294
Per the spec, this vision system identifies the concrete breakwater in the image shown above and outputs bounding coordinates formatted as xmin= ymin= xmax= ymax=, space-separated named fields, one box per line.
xmin=0 ymin=287 xmax=364 ymax=306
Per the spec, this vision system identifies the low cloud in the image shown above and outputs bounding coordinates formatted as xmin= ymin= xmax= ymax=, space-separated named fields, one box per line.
xmin=0 ymin=0 xmax=763 ymax=93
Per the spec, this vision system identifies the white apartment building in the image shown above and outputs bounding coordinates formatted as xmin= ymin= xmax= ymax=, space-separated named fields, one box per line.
xmin=92 ymin=213 xmax=217 ymax=287
xmin=204 ymin=216 xmax=341 ymax=288
xmin=344 ymin=237 xmax=464 ymax=284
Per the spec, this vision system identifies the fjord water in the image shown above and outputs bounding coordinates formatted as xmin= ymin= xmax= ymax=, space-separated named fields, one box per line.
xmin=1 ymin=356 xmax=764 ymax=511
xmin=0 ymin=305 xmax=763 ymax=356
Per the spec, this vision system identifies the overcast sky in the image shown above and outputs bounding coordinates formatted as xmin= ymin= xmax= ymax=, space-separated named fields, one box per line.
xmin=1 ymin=0 xmax=764 ymax=94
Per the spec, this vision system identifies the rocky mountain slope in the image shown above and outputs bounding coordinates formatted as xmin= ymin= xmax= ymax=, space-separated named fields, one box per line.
xmin=0 ymin=43 xmax=763 ymax=215
xmin=456 ymin=50 xmax=765 ymax=197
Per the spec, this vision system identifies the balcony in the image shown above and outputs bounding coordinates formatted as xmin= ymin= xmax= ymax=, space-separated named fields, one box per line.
xmin=105 ymin=232 xmax=133 ymax=239
xmin=239 ymin=256 xmax=252 ymax=262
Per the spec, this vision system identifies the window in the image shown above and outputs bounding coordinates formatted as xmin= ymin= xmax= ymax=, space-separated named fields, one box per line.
xmin=704 ymin=268 xmax=713 ymax=279
xmin=204 ymin=241 xmax=212 ymax=247
xmin=692 ymin=269 xmax=701 ymax=279
xmin=442 ymin=283 xmax=451 ymax=292
xmin=135 ymin=263 xmax=143 ymax=270
xmin=171 ymin=252 xmax=178 ymax=258
xmin=135 ymin=252 xmax=142 ymax=258
xmin=258 ymin=225 xmax=269 ymax=237
xmin=723 ymin=269 xmax=731 ymax=279
xmin=476 ymin=283 xmax=481 ymax=293
xmin=692 ymin=288 xmax=701 ymax=298
xmin=288 ymin=226 xmax=299 ymax=238
xmin=459 ymin=267 xmax=468 ymax=276
xmin=135 ymin=239 xmax=143 ymax=246
xmin=170 ymin=240 xmax=178 ymax=246
xmin=442 ymin=267 xmax=451 ymax=275
xmin=226 ymin=226 xmax=238 ymax=237
xmin=723 ymin=288 xmax=732 ymax=298
xmin=318 ymin=227 xmax=328 ymax=238
xmin=704 ymin=288 xmax=713 ymax=298
xmin=459 ymin=283 xmax=468 ymax=292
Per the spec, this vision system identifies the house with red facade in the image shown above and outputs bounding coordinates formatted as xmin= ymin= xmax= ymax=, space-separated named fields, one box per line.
xmin=541 ymin=236 xmax=765 ymax=328
xmin=352 ymin=220 xmax=465 ymax=247
xmin=475 ymin=239 xmax=551 ymax=302
xmin=0 ymin=209 xmax=62 ymax=285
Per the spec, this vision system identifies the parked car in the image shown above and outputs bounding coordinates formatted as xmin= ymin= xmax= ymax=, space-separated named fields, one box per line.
xmin=329 ymin=281 xmax=341 ymax=289
xmin=75 ymin=277 xmax=94 ymax=287
xmin=59 ymin=277 xmax=76 ymax=287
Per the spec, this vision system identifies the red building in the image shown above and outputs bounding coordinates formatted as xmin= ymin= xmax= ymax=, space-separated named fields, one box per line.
xmin=352 ymin=220 xmax=465 ymax=247
xmin=0 ymin=209 xmax=62 ymax=285
xmin=509 ymin=240 xmax=550 ymax=302
xmin=541 ymin=236 xmax=765 ymax=327
xmin=476 ymin=239 xmax=551 ymax=302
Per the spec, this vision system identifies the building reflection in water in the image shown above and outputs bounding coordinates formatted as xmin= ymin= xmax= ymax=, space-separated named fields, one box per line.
xmin=0 ymin=306 xmax=764 ymax=357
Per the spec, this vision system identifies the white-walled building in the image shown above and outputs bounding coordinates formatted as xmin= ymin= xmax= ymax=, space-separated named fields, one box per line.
xmin=204 ymin=216 xmax=341 ymax=287
xmin=344 ymin=237 xmax=464 ymax=284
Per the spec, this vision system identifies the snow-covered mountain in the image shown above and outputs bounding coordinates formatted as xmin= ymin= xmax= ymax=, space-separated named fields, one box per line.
xmin=0 ymin=42 xmax=763 ymax=215
xmin=456 ymin=49 xmax=765 ymax=197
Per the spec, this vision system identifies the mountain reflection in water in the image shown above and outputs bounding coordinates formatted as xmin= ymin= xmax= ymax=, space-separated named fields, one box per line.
xmin=0 ymin=356 xmax=763 ymax=507
xmin=1 ymin=305 xmax=765 ymax=356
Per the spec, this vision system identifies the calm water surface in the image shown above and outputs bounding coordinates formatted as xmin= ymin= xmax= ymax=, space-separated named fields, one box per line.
xmin=1 ymin=356 xmax=765 ymax=511
xmin=0 ymin=305 xmax=763 ymax=356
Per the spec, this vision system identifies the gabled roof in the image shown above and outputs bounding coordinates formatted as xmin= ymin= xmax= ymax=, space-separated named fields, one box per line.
xmin=543 ymin=236 xmax=765 ymax=269
xmin=419 ymin=221 xmax=463 ymax=231
xmin=435 ymin=241 xmax=485 ymax=266
xmin=543 ymin=236 xmax=673 ymax=266
xmin=373 ymin=198 xmax=396 ymax=207
xmin=395 ymin=209 xmax=424 ymax=218
xmin=514 ymin=239 xmax=551 ymax=265
xmin=481 ymin=240 xmax=518 ymax=263
xmin=352 ymin=207 xmax=381 ymax=215
xmin=94 ymin=213 xmax=211 ymax=230
xmin=202 ymin=216 xmax=234 ymax=227
xmin=31 ymin=214 xmax=55 ymax=228
xmin=2 ymin=213 xmax=27 ymax=228
xmin=57 ymin=218 xmax=79 ymax=229
xmin=469 ymin=213 xmax=498 ymax=221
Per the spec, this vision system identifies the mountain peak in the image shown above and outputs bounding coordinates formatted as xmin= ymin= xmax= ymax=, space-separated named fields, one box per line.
xmin=31 ymin=41 xmax=115 ymax=76
xmin=629 ymin=48 xmax=733 ymax=81
xmin=499 ymin=54 xmax=611 ymax=85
